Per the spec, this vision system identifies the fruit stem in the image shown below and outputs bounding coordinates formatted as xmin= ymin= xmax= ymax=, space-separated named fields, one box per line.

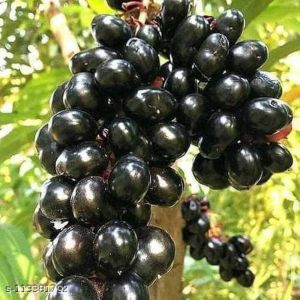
xmin=138 ymin=0 xmax=150 ymax=25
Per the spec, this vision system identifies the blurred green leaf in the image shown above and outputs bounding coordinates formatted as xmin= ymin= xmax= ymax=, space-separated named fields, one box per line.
xmin=87 ymin=0 xmax=115 ymax=14
xmin=263 ymin=36 xmax=300 ymax=70
xmin=0 ymin=224 xmax=35 ymax=300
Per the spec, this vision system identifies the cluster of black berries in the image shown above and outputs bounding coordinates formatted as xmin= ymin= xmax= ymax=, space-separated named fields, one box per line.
xmin=32 ymin=0 xmax=294 ymax=298
xmin=182 ymin=195 xmax=255 ymax=287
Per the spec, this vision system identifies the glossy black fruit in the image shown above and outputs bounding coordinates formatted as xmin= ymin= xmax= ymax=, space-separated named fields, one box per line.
xmin=176 ymin=93 xmax=211 ymax=132
xmin=149 ymin=122 xmax=190 ymax=160
xmin=109 ymin=156 xmax=150 ymax=205
xmin=43 ymin=243 xmax=62 ymax=282
xmin=91 ymin=15 xmax=132 ymax=48
xmin=63 ymin=72 xmax=108 ymax=118
xmin=158 ymin=61 xmax=175 ymax=79
xmin=206 ymin=73 xmax=250 ymax=109
xmin=192 ymin=154 xmax=229 ymax=189
xmin=228 ymin=235 xmax=253 ymax=254
xmin=183 ymin=227 xmax=206 ymax=248
xmin=250 ymin=71 xmax=282 ymax=98
xmin=33 ymin=205 xmax=65 ymax=240
xmin=95 ymin=59 xmax=139 ymax=95
xmin=38 ymin=143 xmax=63 ymax=175
xmin=181 ymin=196 xmax=201 ymax=222
xmin=70 ymin=47 xmax=120 ymax=74
xmin=94 ymin=221 xmax=138 ymax=276
xmin=192 ymin=33 xmax=229 ymax=80
xmin=121 ymin=200 xmax=151 ymax=228
xmin=204 ymin=238 xmax=224 ymax=265
xmin=171 ymin=15 xmax=210 ymax=67
xmin=219 ymin=266 xmax=234 ymax=282
xmin=228 ymin=40 xmax=268 ymax=74
xmin=124 ymin=87 xmax=176 ymax=123
xmin=131 ymin=226 xmax=175 ymax=285
xmin=236 ymin=269 xmax=255 ymax=287
xmin=103 ymin=275 xmax=149 ymax=300
xmin=35 ymin=124 xmax=54 ymax=153
xmin=227 ymin=144 xmax=263 ymax=188
xmin=197 ymin=135 xmax=225 ymax=159
xmin=242 ymin=98 xmax=293 ymax=134
xmin=124 ymin=38 xmax=160 ymax=82
xmin=52 ymin=225 xmax=95 ymax=276
xmin=257 ymin=169 xmax=272 ymax=185
xmin=146 ymin=167 xmax=184 ymax=207
xmin=40 ymin=176 xmax=75 ymax=220
xmin=190 ymin=245 xmax=206 ymax=260
xmin=136 ymin=25 xmax=161 ymax=50
xmin=108 ymin=117 xmax=140 ymax=157
xmin=71 ymin=176 xmax=110 ymax=225
xmin=50 ymin=82 xmax=67 ymax=114
xmin=187 ymin=214 xmax=210 ymax=235
xmin=161 ymin=0 xmax=190 ymax=38
xmin=47 ymin=276 xmax=98 ymax=300
xmin=260 ymin=143 xmax=293 ymax=173
xmin=56 ymin=142 xmax=109 ymax=179
xmin=220 ymin=242 xmax=239 ymax=269
xmin=233 ymin=254 xmax=249 ymax=271
xmin=48 ymin=109 xmax=97 ymax=146
xmin=215 ymin=9 xmax=245 ymax=45
xmin=206 ymin=112 xmax=240 ymax=148
xmin=164 ymin=68 xmax=197 ymax=99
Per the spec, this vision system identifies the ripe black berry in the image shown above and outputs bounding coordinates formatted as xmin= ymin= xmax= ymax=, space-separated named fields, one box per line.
xmin=50 ymin=82 xmax=67 ymax=114
xmin=94 ymin=221 xmax=138 ymax=277
xmin=136 ymin=25 xmax=162 ymax=50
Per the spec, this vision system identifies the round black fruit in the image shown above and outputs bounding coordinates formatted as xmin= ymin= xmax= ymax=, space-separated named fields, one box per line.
xmin=40 ymin=176 xmax=75 ymax=220
xmin=33 ymin=205 xmax=66 ymax=240
xmin=131 ymin=226 xmax=175 ymax=286
xmin=43 ymin=243 xmax=62 ymax=282
xmin=71 ymin=176 xmax=109 ymax=225
xmin=124 ymin=87 xmax=176 ymax=124
xmin=47 ymin=276 xmax=98 ymax=300
xmin=227 ymin=144 xmax=263 ymax=188
xmin=192 ymin=154 xmax=229 ymax=189
xmin=95 ymin=59 xmax=139 ymax=95
xmin=192 ymin=33 xmax=229 ymax=80
xmin=171 ymin=15 xmax=210 ymax=67
xmin=121 ymin=200 xmax=151 ymax=228
xmin=70 ymin=47 xmax=120 ymax=74
xmin=109 ymin=156 xmax=151 ymax=206
xmin=215 ymin=9 xmax=245 ymax=45
xmin=227 ymin=40 xmax=268 ymax=74
xmin=181 ymin=196 xmax=201 ymax=222
xmin=63 ymin=72 xmax=107 ymax=118
xmin=260 ymin=142 xmax=293 ymax=173
xmin=136 ymin=25 xmax=162 ymax=50
xmin=124 ymin=38 xmax=160 ymax=82
xmin=158 ymin=61 xmax=175 ymax=79
xmin=206 ymin=73 xmax=250 ymax=109
xmin=52 ymin=225 xmax=95 ymax=276
xmin=48 ymin=109 xmax=97 ymax=146
xmin=50 ymin=82 xmax=68 ymax=114
xmin=176 ymin=93 xmax=211 ymax=132
xmin=94 ymin=221 xmax=138 ymax=277
xmin=250 ymin=71 xmax=282 ymax=98
xmin=242 ymin=98 xmax=293 ymax=135
xmin=103 ymin=275 xmax=149 ymax=300
xmin=108 ymin=117 xmax=141 ymax=157
xmin=236 ymin=269 xmax=255 ymax=287
xmin=146 ymin=167 xmax=184 ymax=207
xmin=91 ymin=15 xmax=132 ymax=49
xmin=56 ymin=142 xmax=108 ymax=179
xmin=149 ymin=122 xmax=190 ymax=161
xmin=164 ymin=68 xmax=197 ymax=99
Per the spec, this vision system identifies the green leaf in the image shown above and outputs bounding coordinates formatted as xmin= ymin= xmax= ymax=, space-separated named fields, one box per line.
xmin=0 ymin=125 xmax=37 ymax=165
xmin=230 ymin=0 xmax=274 ymax=26
xmin=0 ymin=224 xmax=35 ymax=295
xmin=87 ymin=0 xmax=115 ymax=14
xmin=263 ymin=36 xmax=300 ymax=70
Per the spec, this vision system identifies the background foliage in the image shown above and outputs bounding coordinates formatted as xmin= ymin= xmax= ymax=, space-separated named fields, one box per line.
xmin=0 ymin=0 xmax=299 ymax=299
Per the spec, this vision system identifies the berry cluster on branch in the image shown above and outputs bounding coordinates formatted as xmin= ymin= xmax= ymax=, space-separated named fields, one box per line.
xmin=33 ymin=0 xmax=293 ymax=298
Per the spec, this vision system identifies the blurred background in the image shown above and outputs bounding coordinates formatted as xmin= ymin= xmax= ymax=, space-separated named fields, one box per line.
xmin=0 ymin=0 xmax=299 ymax=299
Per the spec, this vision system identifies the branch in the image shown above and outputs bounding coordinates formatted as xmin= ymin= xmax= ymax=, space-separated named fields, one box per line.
xmin=44 ymin=0 xmax=80 ymax=63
